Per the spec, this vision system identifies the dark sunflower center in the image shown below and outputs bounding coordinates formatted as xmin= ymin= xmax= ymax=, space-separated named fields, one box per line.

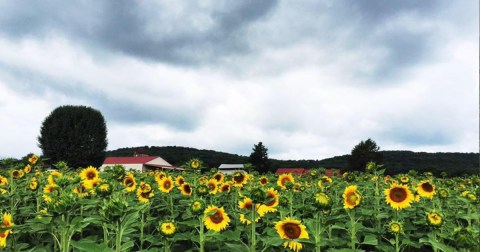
xmin=164 ymin=181 xmax=171 ymax=189
xmin=208 ymin=183 xmax=216 ymax=190
xmin=184 ymin=185 xmax=191 ymax=194
xmin=283 ymin=223 xmax=301 ymax=239
xmin=214 ymin=174 xmax=222 ymax=181
xmin=390 ymin=188 xmax=407 ymax=202
xmin=266 ymin=193 xmax=277 ymax=206
xmin=87 ymin=172 xmax=96 ymax=179
xmin=421 ymin=183 xmax=433 ymax=192
xmin=125 ymin=178 xmax=134 ymax=187
xmin=178 ymin=178 xmax=184 ymax=184
xmin=280 ymin=177 xmax=290 ymax=186
xmin=234 ymin=174 xmax=245 ymax=183
xmin=221 ymin=185 xmax=230 ymax=192
xmin=244 ymin=201 xmax=253 ymax=210
xmin=261 ymin=178 xmax=268 ymax=184
xmin=210 ymin=210 xmax=224 ymax=224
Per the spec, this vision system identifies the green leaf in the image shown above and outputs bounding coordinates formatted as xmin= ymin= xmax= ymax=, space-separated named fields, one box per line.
xmin=71 ymin=240 xmax=114 ymax=252
xmin=224 ymin=242 xmax=249 ymax=252
xmin=361 ymin=235 xmax=378 ymax=246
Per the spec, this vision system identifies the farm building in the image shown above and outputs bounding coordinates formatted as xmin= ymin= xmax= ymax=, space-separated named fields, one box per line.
xmin=100 ymin=156 xmax=182 ymax=172
xmin=218 ymin=164 xmax=246 ymax=174
xmin=275 ymin=168 xmax=341 ymax=177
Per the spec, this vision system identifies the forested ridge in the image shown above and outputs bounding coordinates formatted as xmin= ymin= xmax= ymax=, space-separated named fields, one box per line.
xmin=106 ymin=146 xmax=479 ymax=176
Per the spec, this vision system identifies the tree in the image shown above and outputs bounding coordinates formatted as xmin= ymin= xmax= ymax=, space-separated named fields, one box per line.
xmin=38 ymin=105 xmax=108 ymax=168
xmin=249 ymin=142 xmax=270 ymax=174
xmin=347 ymin=138 xmax=383 ymax=172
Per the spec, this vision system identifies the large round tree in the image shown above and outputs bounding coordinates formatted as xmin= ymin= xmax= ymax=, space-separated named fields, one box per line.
xmin=38 ymin=105 xmax=108 ymax=168
xmin=347 ymin=138 xmax=383 ymax=172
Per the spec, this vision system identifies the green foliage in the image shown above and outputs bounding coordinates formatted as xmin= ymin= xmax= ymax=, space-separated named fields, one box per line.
xmin=347 ymin=138 xmax=383 ymax=172
xmin=249 ymin=142 xmax=270 ymax=174
xmin=38 ymin=105 xmax=108 ymax=168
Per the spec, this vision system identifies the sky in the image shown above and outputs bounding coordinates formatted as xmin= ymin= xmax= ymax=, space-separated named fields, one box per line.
xmin=0 ymin=0 xmax=478 ymax=160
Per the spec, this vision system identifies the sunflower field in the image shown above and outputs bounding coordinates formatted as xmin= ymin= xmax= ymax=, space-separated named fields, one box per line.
xmin=0 ymin=156 xmax=479 ymax=252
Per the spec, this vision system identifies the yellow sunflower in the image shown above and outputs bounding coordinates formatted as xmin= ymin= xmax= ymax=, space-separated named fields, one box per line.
xmin=321 ymin=176 xmax=332 ymax=183
xmin=400 ymin=176 xmax=409 ymax=184
xmin=238 ymin=197 xmax=254 ymax=210
xmin=0 ymin=175 xmax=8 ymax=186
xmin=259 ymin=176 xmax=269 ymax=186
xmin=274 ymin=217 xmax=309 ymax=252
xmin=427 ymin=212 xmax=443 ymax=226
xmin=277 ymin=173 xmax=295 ymax=189
xmin=175 ymin=175 xmax=185 ymax=186
xmin=206 ymin=179 xmax=218 ymax=195
xmin=258 ymin=188 xmax=279 ymax=214
xmin=179 ymin=183 xmax=192 ymax=196
xmin=47 ymin=171 xmax=62 ymax=185
xmin=83 ymin=178 xmax=101 ymax=189
xmin=384 ymin=183 xmax=415 ymax=210
xmin=43 ymin=184 xmax=57 ymax=194
xmin=136 ymin=187 xmax=154 ymax=203
xmin=80 ymin=166 xmax=99 ymax=181
xmin=189 ymin=159 xmax=201 ymax=169
xmin=219 ymin=182 xmax=232 ymax=193
xmin=388 ymin=220 xmax=403 ymax=234
xmin=2 ymin=213 xmax=13 ymax=228
xmin=73 ymin=184 xmax=89 ymax=198
xmin=24 ymin=164 xmax=32 ymax=174
xmin=416 ymin=181 xmax=436 ymax=199
xmin=343 ymin=185 xmax=361 ymax=209
xmin=213 ymin=172 xmax=224 ymax=183
xmin=29 ymin=177 xmax=38 ymax=190
xmin=232 ymin=172 xmax=248 ymax=187
xmin=28 ymin=154 xmax=39 ymax=164
xmin=160 ymin=221 xmax=176 ymax=236
xmin=154 ymin=171 xmax=167 ymax=184
xmin=203 ymin=205 xmax=231 ymax=232
xmin=123 ymin=174 xmax=137 ymax=192
xmin=158 ymin=176 xmax=174 ymax=193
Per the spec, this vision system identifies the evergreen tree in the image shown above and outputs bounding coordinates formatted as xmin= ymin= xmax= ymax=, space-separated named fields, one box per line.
xmin=249 ymin=142 xmax=270 ymax=173
xmin=347 ymin=138 xmax=383 ymax=172
xmin=38 ymin=105 xmax=108 ymax=168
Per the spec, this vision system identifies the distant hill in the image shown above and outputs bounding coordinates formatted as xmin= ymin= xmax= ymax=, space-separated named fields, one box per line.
xmin=106 ymin=146 xmax=479 ymax=176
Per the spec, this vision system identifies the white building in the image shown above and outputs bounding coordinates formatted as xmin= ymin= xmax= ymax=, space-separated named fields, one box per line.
xmin=100 ymin=156 xmax=182 ymax=172
xmin=218 ymin=164 xmax=245 ymax=174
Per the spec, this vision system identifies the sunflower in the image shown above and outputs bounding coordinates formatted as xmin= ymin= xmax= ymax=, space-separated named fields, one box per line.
xmin=219 ymin=182 xmax=232 ymax=193
xmin=400 ymin=176 xmax=409 ymax=184
xmin=189 ymin=159 xmax=201 ymax=169
xmin=238 ymin=197 xmax=254 ymax=210
xmin=213 ymin=172 xmax=224 ymax=183
xmin=259 ymin=176 xmax=269 ymax=186
xmin=206 ymin=179 xmax=218 ymax=195
xmin=277 ymin=173 xmax=295 ymax=189
xmin=258 ymin=188 xmax=279 ymax=214
xmin=83 ymin=178 xmax=101 ymax=189
xmin=388 ymin=220 xmax=403 ymax=234
xmin=175 ymin=175 xmax=185 ymax=186
xmin=203 ymin=205 xmax=231 ymax=232
xmin=158 ymin=176 xmax=174 ymax=193
xmin=196 ymin=184 xmax=209 ymax=196
xmin=47 ymin=171 xmax=62 ymax=185
xmin=427 ymin=212 xmax=443 ymax=226
xmin=155 ymin=171 xmax=167 ymax=183
xmin=0 ymin=175 xmax=8 ymax=186
xmin=232 ymin=172 xmax=248 ymax=187
xmin=179 ymin=183 xmax=192 ymax=196
xmin=24 ymin=164 xmax=32 ymax=174
xmin=160 ymin=221 xmax=176 ymax=236
xmin=29 ymin=177 xmax=38 ymax=191
xmin=321 ymin=176 xmax=332 ymax=183
xmin=73 ymin=184 xmax=89 ymax=198
xmin=123 ymin=174 xmax=137 ymax=192
xmin=191 ymin=199 xmax=205 ymax=214
xmin=138 ymin=182 xmax=152 ymax=193
xmin=315 ymin=192 xmax=331 ymax=210
xmin=438 ymin=189 xmax=449 ymax=198
xmin=43 ymin=184 xmax=57 ymax=194
xmin=416 ymin=181 xmax=436 ymax=199
xmin=274 ymin=217 xmax=309 ymax=252
xmin=343 ymin=185 xmax=361 ymax=209
xmin=28 ymin=154 xmax=39 ymax=164
xmin=384 ymin=183 xmax=415 ymax=210
xmin=2 ymin=213 xmax=13 ymax=228
xmin=137 ymin=187 xmax=154 ymax=203
xmin=12 ymin=170 xmax=23 ymax=179
xmin=80 ymin=166 xmax=99 ymax=181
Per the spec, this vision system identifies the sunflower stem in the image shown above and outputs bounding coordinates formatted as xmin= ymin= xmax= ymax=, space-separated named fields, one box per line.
xmin=199 ymin=215 xmax=205 ymax=252
xmin=250 ymin=204 xmax=257 ymax=252
xmin=395 ymin=232 xmax=400 ymax=252
xmin=315 ymin=212 xmax=322 ymax=252
xmin=348 ymin=209 xmax=356 ymax=250
xmin=169 ymin=193 xmax=174 ymax=219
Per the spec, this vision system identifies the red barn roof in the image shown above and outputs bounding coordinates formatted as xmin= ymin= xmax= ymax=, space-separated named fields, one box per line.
xmin=103 ymin=156 xmax=158 ymax=164
xmin=275 ymin=168 xmax=305 ymax=176
xmin=325 ymin=169 xmax=341 ymax=177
